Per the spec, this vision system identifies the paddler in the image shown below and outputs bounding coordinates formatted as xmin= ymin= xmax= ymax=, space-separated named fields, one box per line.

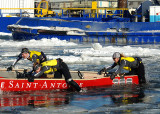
xmin=98 ymin=52 xmax=146 ymax=84
xmin=7 ymin=48 xmax=47 ymax=71
xmin=33 ymin=58 xmax=81 ymax=92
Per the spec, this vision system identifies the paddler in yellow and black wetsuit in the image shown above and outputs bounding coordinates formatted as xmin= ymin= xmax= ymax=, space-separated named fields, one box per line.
xmin=98 ymin=52 xmax=146 ymax=84
xmin=33 ymin=58 xmax=81 ymax=92
xmin=7 ymin=48 xmax=47 ymax=71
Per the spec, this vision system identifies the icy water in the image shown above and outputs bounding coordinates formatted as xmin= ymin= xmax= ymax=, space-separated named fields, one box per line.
xmin=0 ymin=35 xmax=160 ymax=114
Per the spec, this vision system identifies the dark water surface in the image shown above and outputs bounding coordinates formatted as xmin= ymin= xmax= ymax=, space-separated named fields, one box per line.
xmin=0 ymin=37 xmax=160 ymax=113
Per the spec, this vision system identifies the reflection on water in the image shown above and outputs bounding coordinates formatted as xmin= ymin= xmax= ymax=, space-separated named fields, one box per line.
xmin=0 ymin=84 xmax=145 ymax=113
xmin=110 ymin=87 xmax=145 ymax=108
xmin=0 ymin=91 xmax=70 ymax=108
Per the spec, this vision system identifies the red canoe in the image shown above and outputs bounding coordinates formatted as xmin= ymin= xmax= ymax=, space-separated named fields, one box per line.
xmin=0 ymin=70 xmax=139 ymax=91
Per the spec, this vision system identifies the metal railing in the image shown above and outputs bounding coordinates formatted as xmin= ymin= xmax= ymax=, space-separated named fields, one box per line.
xmin=0 ymin=8 xmax=43 ymax=17
xmin=0 ymin=7 xmax=129 ymax=18
xmin=61 ymin=7 xmax=129 ymax=18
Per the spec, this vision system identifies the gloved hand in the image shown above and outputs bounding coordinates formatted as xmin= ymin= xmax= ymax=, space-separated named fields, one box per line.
xmin=28 ymin=74 xmax=34 ymax=82
xmin=7 ymin=65 xmax=13 ymax=71
xmin=98 ymin=68 xmax=106 ymax=75
xmin=23 ymin=71 xmax=34 ymax=82
xmin=110 ymin=72 xmax=116 ymax=80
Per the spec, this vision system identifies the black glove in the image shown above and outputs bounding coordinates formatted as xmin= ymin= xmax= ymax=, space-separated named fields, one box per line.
xmin=22 ymin=70 xmax=34 ymax=82
xmin=7 ymin=65 xmax=13 ymax=71
xmin=28 ymin=74 xmax=34 ymax=82
xmin=110 ymin=72 xmax=116 ymax=80
xmin=16 ymin=71 xmax=23 ymax=78
xmin=24 ymin=70 xmax=34 ymax=78
xmin=98 ymin=68 xmax=106 ymax=75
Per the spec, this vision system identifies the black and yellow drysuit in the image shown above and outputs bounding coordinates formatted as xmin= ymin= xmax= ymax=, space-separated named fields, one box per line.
xmin=7 ymin=49 xmax=47 ymax=71
xmin=34 ymin=58 xmax=81 ymax=92
xmin=104 ymin=57 xmax=146 ymax=84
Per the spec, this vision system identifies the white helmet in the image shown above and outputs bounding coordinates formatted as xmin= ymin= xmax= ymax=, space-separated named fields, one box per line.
xmin=112 ymin=52 xmax=120 ymax=59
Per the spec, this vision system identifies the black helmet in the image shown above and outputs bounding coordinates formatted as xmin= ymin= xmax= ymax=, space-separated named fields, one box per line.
xmin=21 ymin=48 xmax=29 ymax=53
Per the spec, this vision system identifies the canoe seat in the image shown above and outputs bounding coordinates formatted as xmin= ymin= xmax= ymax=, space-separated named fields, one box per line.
xmin=46 ymin=71 xmax=84 ymax=79
xmin=0 ymin=71 xmax=17 ymax=78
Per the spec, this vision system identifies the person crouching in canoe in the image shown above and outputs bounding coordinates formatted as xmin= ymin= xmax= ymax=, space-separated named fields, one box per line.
xmin=7 ymin=48 xmax=47 ymax=71
xmin=33 ymin=58 xmax=81 ymax=92
xmin=98 ymin=52 xmax=146 ymax=84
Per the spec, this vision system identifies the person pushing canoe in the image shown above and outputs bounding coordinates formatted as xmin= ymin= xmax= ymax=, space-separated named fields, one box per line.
xmin=33 ymin=58 xmax=82 ymax=92
xmin=7 ymin=48 xmax=47 ymax=71
xmin=98 ymin=52 xmax=146 ymax=84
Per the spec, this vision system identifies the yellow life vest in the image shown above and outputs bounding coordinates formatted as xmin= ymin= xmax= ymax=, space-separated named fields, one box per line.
xmin=41 ymin=59 xmax=58 ymax=74
xmin=120 ymin=57 xmax=135 ymax=71
xmin=28 ymin=51 xmax=41 ymax=63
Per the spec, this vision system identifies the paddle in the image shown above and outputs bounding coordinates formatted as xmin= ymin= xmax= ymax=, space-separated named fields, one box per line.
xmin=77 ymin=70 xmax=84 ymax=79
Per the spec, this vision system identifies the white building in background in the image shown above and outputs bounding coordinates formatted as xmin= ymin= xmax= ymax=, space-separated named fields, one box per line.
xmin=0 ymin=0 xmax=34 ymax=17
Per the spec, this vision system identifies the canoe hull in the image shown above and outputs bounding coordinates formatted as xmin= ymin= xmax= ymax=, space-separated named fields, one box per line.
xmin=0 ymin=76 xmax=139 ymax=91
